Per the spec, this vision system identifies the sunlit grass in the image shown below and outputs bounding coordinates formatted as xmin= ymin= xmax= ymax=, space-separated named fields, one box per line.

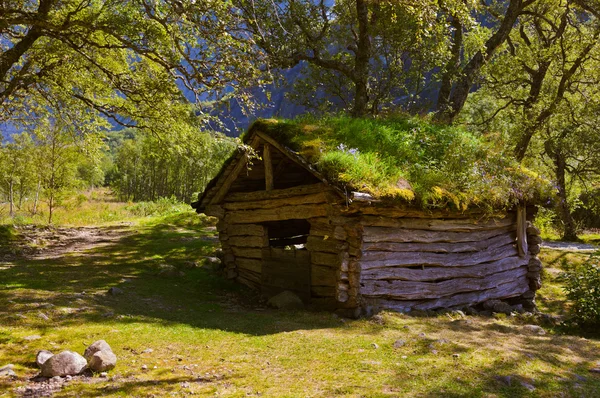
xmin=1 ymin=197 xmax=599 ymax=396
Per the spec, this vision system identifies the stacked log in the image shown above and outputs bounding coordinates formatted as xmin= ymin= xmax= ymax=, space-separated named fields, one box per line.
xmin=306 ymin=218 xmax=344 ymax=308
xmin=357 ymin=214 xmax=530 ymax=311
xmin=525 ymin=223 xmax=543 ymax=297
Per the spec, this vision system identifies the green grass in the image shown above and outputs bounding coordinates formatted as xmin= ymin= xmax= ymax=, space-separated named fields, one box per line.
xmin=0 ymin=189 xmax=191 ymax=227
xmin=1 ymin=207 xmax=599 ymax=396
xmin=248 ymin=117 xmax=552 ymax=212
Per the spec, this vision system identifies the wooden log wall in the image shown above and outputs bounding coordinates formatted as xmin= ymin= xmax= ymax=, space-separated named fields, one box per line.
xmin=213 ymin=183 xmax=358 ymax=308
xmin=357 ymin=213 xmax=533 ymax=311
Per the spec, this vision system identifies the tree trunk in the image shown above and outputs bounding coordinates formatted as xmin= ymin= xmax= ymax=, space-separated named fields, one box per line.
xmin=434 ymin=0 xmax=526 ymax=124
xmin=9 ymin=180 xmax=14 ymax=217
xmin=32 ymin=180 xmax=41 ymax=215
xmin=48 ymin=194 xmax=54 ymax=224
xmin=436 ymin=15 xmax=463 ymax=113
xmin=547 ymin=140 xmax=578 ymax=241
xmin=351 ymin=0 xmax=371 ymax=117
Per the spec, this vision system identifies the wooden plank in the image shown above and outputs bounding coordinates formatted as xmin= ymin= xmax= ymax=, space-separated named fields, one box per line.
xmin=360 ymin=215 xmax=516 ymax=231
xmin=311 ymin=264 xmax=338 ymax=287
xmin=311 ymin=252 xmax=340 ymax=267
xmin=360 ymin=266 xmax=528 ymax=300
xmin=345 ymin=204 xmax=503 ymax=219
xmin=311 ymin=286 xmax=336 ymax=298
xmin=231 ymin=246 xmax=263 ymax=259
xmin=362 ymin=232 xmax=516 ymax=253
xmin=517 ymin=206 xmax=528 ymax=257
xmin=237 ymin=268 xmax=261 ymax=284
xmin=204 ymin=205 xmax=224 ymax=218
xmin=226 ymin=204 xmax=328 ymax=224
xmin=236 ymin=258 xmax=262 ymax=273
xmin=263 ymin=144 xmax=273 ymax=191
xmin=256 ymin=132 xmax=330 ymax=185
xmin=225 ymin=183 xmax=328 ymax=202
xmin=229 ymin=236 xmax=267 ymax=248
xmin=360 ymin=243 xmax=518 ymax=269
xmin=306 ymin=236 xmax=348 ymax=253
xmin=227 ymin=224 xmax=264 ymax=237
xmin=261 ymin=248 xmax=311 ymax=301
xmin=223 ymin=192 xmax=328 ymax=211
xmin=372 ymin=278 xmax=530 ymax=312
xmin=360 ymin=255 xmax=529 ymax=282
xmin=362 ymin=225 xmax=516 ymax=244
xmin=211 ymin=136 xmax=260 ymax=205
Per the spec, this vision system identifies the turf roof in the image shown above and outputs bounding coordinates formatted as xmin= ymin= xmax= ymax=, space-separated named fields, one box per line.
xmin=244 ymin=115 xmax=552 ymax=212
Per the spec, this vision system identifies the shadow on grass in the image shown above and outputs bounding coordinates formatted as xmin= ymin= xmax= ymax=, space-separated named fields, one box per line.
xmin=386 ymin=320 xmax=600 ymax=397
xmin=0 ymin=217 xmax=339 ymax=338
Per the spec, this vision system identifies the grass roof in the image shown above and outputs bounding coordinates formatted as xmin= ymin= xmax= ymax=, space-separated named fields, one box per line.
xmin=248 ymin=115 xmax=552 ymax=212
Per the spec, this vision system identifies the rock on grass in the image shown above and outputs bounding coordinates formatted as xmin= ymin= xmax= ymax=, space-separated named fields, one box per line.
xmin=41 ymin=351 xmax=87 ymax=377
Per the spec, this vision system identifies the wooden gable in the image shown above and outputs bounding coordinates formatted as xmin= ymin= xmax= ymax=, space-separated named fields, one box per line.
xmin=194 ymin=130 xmax=331 ymax=213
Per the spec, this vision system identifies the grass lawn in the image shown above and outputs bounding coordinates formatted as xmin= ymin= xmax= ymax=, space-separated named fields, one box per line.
xmin=1 ymin=207 xmax=599 ymax=397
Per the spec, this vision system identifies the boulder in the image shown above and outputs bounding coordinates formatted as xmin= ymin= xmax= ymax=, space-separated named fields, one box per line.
xmin=522 ymin=325 xmax=546 ymax=335
xmin=0 ymin=364 xmax=16 ymax=377
xmin=107 ymin=287 xmax=123 ymax=296
xmin=40 ymin=351 xmax=87 ymax=377
xmin=36 ymin=350 xmax=54 ymax=367
xmin=83 ymin=340 xmax=113 ymax=361
xmin=267 ymin=291 xmax=304 ymax=310
xmin=88 ymin=350 xmax=117 ymax=372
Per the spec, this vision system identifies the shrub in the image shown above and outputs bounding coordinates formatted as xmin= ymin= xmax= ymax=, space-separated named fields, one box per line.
xmin=560 ymin=252 xmax=600 ymax=330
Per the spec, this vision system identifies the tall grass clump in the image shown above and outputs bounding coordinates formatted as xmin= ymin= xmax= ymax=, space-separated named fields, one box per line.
xmin=253 ymin=115 xmax=553 ymax=211
xmin=126 ymin=196 xmax=189 ymax=217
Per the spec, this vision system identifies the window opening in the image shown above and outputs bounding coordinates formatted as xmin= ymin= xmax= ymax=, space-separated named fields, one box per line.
xmin=264 ymin=219 xmax=310 ymax=249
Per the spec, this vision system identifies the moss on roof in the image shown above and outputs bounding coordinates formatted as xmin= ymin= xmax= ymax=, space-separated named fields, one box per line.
xmin=247 ymin=115 xmax=553 ymax=212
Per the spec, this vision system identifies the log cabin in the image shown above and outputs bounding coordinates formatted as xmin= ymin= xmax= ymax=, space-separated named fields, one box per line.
xmin=192 ymin=119 xmax=547 ymax=315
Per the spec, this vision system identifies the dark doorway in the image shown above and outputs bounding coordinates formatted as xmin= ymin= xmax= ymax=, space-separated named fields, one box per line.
xmin=261 ymin=219 xmax=311 ymax=301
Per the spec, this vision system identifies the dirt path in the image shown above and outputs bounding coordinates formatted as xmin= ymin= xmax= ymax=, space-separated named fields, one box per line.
xmin=11 ymin=224 xmax=132 ymax=260
xmin=541 ymin=240 xmax=598 ymax=252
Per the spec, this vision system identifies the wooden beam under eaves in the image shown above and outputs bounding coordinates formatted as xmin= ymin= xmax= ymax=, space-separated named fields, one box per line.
xmin=264 ymin=144 xmax=273 ymax=191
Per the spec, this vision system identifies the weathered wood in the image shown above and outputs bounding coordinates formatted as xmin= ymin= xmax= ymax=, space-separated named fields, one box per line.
xmin=236 ymin=258 xmax=262 ymax=273
xmin=223 ymin=192 xmax=328 ymax=211
xmin=311 ymin=286 xmax=336 ymax=297
xmin=262 ymin=248 xmax=311 ymax=301
xmin=360 ymin=215 xmax=516 ymax=231
xmin=517 ymin=206 xmax=528 ymax=257
xmin=311 ymin=264 xmax=338 ymax=287
xmin=237 ymin=268 xmax=261 ymax=284
xmin=227 ymin=224 xmax=264 ymax=237
xmin=211 ymin=136 xmax=260 ymax=205
xmin=226 ymin=204 xmax=328 ymax=224
xmin=306 ymin=236 xmax=348 ymax=253
xmin=363 ymin=225 xmax=516 ymax=244
xmin=228 ymin=235 xmax=267 ymax=248
xmin=231 ymin=246 xmax=263 ymax=259
xmin=311 ymin=252 xmax=341 ymax=267
xmin=362 ymin=232 xmax=516 ymax=253
xmin=371 ymin=278 xmax=530 ymax=312
xmin=360 ymin=255 xmax=529 ymax=282
xmin=528 ymin=235 xmax=542 ymax=245
xmin=344 ymin=204 xmax=494 ymax=219
xmin=360 ymin=266 xmax=527 ymax=300
xmin=264 ymin=144 xmax=273 ymax=191
xmin=237 ymin=273 xmax=261 ymax=289
xmin=360 ymin=242 xmax=518 ymax=269
xmin=204 ymin=205 xmax=225 ymax=218
xmin=256 ymin=132 xmax=331 ymax=186
xmin=224 ymin=183 xmax=327 ymax=202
